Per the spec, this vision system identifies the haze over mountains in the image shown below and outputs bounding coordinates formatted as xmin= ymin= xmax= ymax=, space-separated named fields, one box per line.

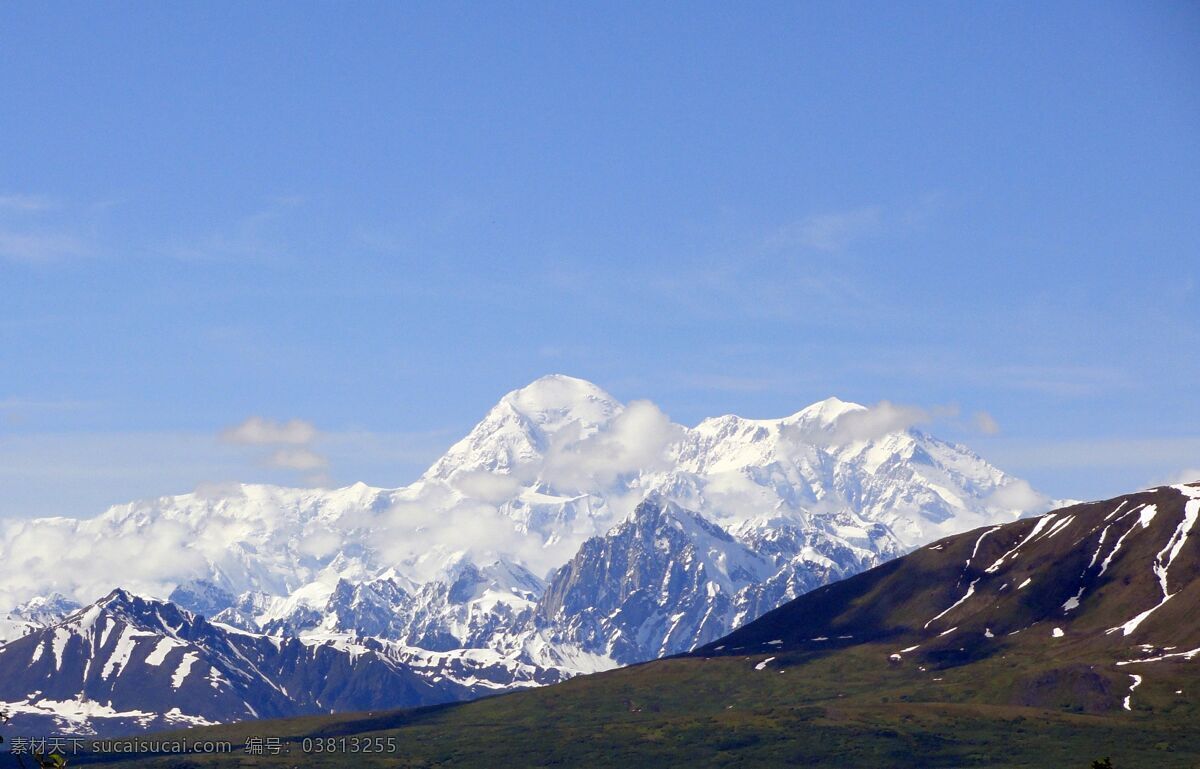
xmin=0 ymin=375 xmax=1058 ymax=735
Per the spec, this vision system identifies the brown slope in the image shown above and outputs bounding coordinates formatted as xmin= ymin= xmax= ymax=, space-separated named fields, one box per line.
xmin=695 ymin=482 xmax=1200 ymax=706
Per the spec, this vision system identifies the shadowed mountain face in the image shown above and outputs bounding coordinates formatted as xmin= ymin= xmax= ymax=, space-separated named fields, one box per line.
xmin=532 ymin=495 xmax=874 ymax=664
xmin=55 ymin=483 xmax=1200 ymax=768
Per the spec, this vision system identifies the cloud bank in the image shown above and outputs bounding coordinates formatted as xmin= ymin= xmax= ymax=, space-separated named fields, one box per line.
xmin=221 ymin=416 xmax=329 ymax=484
xmin=221 ymin=417 xmax=318 ymax=446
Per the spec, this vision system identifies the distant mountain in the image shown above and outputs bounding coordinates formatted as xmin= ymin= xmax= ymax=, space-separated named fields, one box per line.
xmin=0 ymin=375 xmax=1058 ymax=733
xmin=531 ymin=495 xmax=870 ymax=663
xmin=63 ymin=483 xmax=1200 ymax=768
xmin=0 ymin=590 xmax=549 ymax=737
xmin=0 ymin=593 xmax=80 ymax=644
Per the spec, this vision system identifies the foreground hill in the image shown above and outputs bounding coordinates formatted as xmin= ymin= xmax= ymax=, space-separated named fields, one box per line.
xmin=703 ymin=479 xmax=1200 ymax=683
xmin=60 ymin=482 xmax=1200 ymax=767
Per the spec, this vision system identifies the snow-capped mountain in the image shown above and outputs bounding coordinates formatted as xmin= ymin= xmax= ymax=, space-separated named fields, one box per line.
xmin=0 ymin=590 xmax=558 ymax=737
xmin=531 ymin=494 xmax=891 ymax=664
xmin=0 ymin=375 xmax=1058 ymax=733
xmin=533 ymin=495 xmax=776 ymax=663
xmin=0 ymin=594 xmax=81 ymax=644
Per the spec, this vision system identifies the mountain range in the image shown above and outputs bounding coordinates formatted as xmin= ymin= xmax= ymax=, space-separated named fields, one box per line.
xmin=0 ymin=375 xmax=1057 ymax=735
xmin=59 ymin=482 xmax=1200 ymax=768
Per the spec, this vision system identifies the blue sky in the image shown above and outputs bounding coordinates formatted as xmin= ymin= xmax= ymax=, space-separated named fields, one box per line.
xmin=1 ymin=1 xmax=1198 ymax=517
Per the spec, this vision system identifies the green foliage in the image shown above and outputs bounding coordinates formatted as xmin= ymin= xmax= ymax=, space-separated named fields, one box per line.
xmin=51 ymin=644 xmax=1200 ymax=769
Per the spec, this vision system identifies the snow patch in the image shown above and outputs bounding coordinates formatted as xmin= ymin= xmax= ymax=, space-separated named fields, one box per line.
xmin=1123 ymin=674 xmax=1143 ymax=711
xmin=923 ymin=579 xmax=979 ymax=630
xmin=171 ymin=652 xmax=199 ymax=689
xmin=144 ymin=637 xmax=184 ymax=667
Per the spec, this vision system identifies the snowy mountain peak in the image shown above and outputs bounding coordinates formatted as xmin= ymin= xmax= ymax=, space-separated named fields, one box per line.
xmin=688 ymin=397 xmax=871 ymax=461
xmin=625 ymin=495 xmax=740 ymax=549
xmin=83 ymin=589 xmax=191 ymax=637
xmin=12 ymin=592 xmax=81 ymax=624
xmin=501 ymin=374 xmax=621 ymax=428
xmin=424 ymin=375 xmax=622 ymax=480
xmin=97 ymin=587 xmax=136 ymax=608
xmin=785 ymin=395 xmax=867 ymax=426
xmin=695 ymin=396 xmax=865 ymax=431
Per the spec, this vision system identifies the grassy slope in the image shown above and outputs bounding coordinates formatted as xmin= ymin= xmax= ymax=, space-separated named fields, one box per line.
xmin=72 ymin=642 xmax=1200 ymax=769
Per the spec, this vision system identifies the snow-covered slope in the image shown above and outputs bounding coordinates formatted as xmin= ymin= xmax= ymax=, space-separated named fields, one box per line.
xmin=0 ymin=593 xmax=80 ymax=644
xmin=662 ymin=397 xmax=1033 ymax=545
xmin=533 ymin=495 xmax=776 ymax=663
xmin=0 ymin=590 xmax=543 ymax=737
xmin=0 ymin=374 xmax=1058 ymax=733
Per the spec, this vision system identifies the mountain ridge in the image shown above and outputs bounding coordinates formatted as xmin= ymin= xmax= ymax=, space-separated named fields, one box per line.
xmin=696 ymin=481 xmax=1200 ymax=674
xmin=0 ymin=375 xmax=1061 ymax=734
xmin=56 ymin=482 xmax=1200 ymax=768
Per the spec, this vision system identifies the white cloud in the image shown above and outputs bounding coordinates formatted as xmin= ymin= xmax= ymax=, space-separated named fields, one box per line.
xmin=296 ymin=528 xmax=344 ymax=559
xmin=371 ymin=486 xmax=538 ymax=581
xmin=829 ymin=401 xmax=933 ymax=443
xmin=221 ymin=417 xmax=318 ymax=446
xmin=779 ymin=400 xmax=967 ymax=449
xmin=192 ymin=481 xmax=247 ymax=501
xmin=0 ymin=192 xmax=92 ymax=263
xmin=0 ymin=194 xmax=55 ymax=213
xmin=985 ymin=479 xmax=1049 ymax=513
xmin=0 ymin=515 xmax=208 ymax=609
xmin=267 ymin=447 xmax=327 ymax=471
xmin=0 ymin=231 xmax=89 ymax=263
xmin=166 ymin=197 xmax=303 ymax=263
xmin=449 ymin=470 xmax=522 ymax=504
xmin=982 ymin=436 xmax=1200 ymax=501
xmin=221 ymin=416 xmax=333 ymax=483
xmin=540 ymin=400 xmax=684 ymax=491
xmin=1154 ymin=468 xmax=1200 ymax=487
xmin=769 ymin=207 xmax=883 ymax=252
xmin=973 ymin=411 xmax=1001 ymax=435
